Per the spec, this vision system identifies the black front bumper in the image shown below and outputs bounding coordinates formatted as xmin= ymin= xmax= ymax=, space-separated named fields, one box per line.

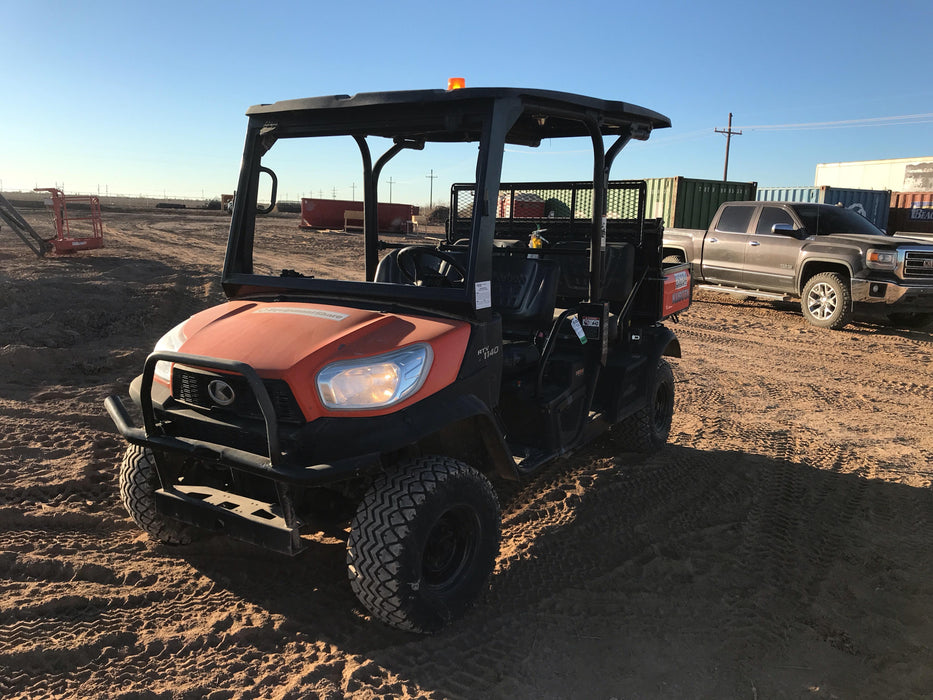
xmin=105 ymin=350 xmax=383 ymax=555
xmin=105 ymin=391 xmax=379 ymax=486
xmin=105 ymin=350 xmax=382 ymax=485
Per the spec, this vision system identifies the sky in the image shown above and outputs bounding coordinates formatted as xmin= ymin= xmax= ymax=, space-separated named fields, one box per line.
xmin=1 ymin=0 xmax=931 ymax=207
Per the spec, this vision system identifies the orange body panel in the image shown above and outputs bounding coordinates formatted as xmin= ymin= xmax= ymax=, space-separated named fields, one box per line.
xmin=174 ymin=301 xmax=471 ymax=421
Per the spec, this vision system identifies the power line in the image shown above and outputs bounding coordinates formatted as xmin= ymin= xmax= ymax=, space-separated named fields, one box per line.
xmin=738 ymin=112 xmax=933 ymax=131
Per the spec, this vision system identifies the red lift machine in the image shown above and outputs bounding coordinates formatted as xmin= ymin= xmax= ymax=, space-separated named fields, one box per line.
xmin=34 ymin=187 xmax=104 ymax=253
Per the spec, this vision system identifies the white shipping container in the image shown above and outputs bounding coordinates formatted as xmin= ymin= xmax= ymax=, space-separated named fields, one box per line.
xmin=815 ymin=157 xmax=933 ymax=193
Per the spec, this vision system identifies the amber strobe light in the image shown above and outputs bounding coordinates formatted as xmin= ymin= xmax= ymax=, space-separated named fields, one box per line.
xmin=447 ymin=77 xmax=466 ymax=90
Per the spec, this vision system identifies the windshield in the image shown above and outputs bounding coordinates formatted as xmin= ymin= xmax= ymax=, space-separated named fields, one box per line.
xmin=246 ymin=133 xmax=602 ymax=283
xmin=248 ymin=135 xmax=478 ymax=282
xmin=791 ymin=204 xmax=885 ymax=237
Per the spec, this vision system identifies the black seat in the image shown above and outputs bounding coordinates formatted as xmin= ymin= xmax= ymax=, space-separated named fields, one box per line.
xmin=490 ymin=256 xmax=559 ymax=374
xmin=491 ymin=256 xmax=559 ymax=335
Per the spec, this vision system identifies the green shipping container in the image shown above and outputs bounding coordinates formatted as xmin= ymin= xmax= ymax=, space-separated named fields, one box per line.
xmin=644 ymin=177 xmax=758 ymax=230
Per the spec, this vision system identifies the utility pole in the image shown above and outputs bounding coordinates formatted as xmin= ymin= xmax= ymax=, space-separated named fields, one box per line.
xmin=715 ymin=113 xmax=742 ymax=181
xmin=426 ymin=169 xmax=437 ymax=208
xmin=387 ymin=177 xmax=395 ymax=203
xmin=351 ymin=182 xmax=356 ymax=200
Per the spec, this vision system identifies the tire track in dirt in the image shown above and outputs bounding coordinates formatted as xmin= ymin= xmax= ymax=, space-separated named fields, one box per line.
xmin=490 ymin=437 xmax=739 ymax=610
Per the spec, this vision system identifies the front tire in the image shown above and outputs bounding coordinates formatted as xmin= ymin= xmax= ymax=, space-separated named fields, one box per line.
xmin=119 ymin=444 xmax=194 ymax=545
xmin=347 ymin=456 xmax=501 ymax=633
xmin=617 ymin=359 xmax=675 ymax=452
xmin=801 ymin=272 xmax=852 ymax=330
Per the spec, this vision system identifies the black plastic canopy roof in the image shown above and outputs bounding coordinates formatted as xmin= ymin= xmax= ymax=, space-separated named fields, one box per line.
xmin=246 ymin=87 xmax=671 ymax=146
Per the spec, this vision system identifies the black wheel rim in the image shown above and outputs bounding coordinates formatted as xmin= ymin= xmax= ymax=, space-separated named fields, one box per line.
xmin=653 ymin=381 xmax=673 ymax=432
xmin=422 ymin=506 xmax=479 ymax=590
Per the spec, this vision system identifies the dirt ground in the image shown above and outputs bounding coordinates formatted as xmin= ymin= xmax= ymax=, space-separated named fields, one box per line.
xmin=2 ymin=208 xmax=933 ymax=699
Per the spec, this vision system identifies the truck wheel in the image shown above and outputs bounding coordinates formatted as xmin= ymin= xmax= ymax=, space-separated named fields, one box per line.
xmin=347 ymin=456 xmax=501 ymax=633
xmin=119 ymin=444 xmax=194 ymax=545
xmin=801 ymin=272 xmax=852 ymax=330
xmin=617 ymin=359 xmax=674 ymax=452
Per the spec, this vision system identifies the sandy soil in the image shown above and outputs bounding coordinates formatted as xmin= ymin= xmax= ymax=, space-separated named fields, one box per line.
xmin=2 ymin=208 xmax=933 ymax=699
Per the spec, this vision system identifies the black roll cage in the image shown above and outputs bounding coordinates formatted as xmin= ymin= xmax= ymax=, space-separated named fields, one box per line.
xmin=222 ymin=88 xmax=670 ymax=320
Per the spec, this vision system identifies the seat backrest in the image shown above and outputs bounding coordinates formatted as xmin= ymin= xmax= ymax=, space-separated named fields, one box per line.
xmin=490 ymin=255 xmax=559 ymax=333
xmin=544 ymin=241 xmax=635 ymax=307
xmin=374 ymin=249 xmax=404 ymax=283
xmin=603 ymin=242 xmax=635 ymax=303
xmin=550 ymin=240 xmax=589 ymax=306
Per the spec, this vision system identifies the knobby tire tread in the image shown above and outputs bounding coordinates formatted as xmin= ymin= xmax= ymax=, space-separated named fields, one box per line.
xmin=119 ymin=444 xmax=193 ymax=546
xmin=347 ymin=456 xmax=499 ymax=633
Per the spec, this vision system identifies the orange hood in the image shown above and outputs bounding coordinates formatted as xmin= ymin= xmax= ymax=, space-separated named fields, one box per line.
xmin=174 ymin=300 xmax=471 ymax=420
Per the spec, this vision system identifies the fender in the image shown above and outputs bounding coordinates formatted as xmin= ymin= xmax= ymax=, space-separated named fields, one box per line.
xmin=597 ymin=325 xmax=680 ymax=426
xmin=300 ymin=385 xmax=518 ymax=481
xmin=650 ymin=325 xmax=681 ymax=362
xmin=795 ymin=255 xmax=855 ymax=294
xmin=662 ymin=244 xmax=689 ymax=262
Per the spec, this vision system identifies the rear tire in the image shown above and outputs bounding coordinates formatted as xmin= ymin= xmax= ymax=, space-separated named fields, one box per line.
xmin=801 ymin=272 xmax=852 ymax=330
xmin=617 ymin=359 xmax=675 ymax=452
xmin=119 ymin=444 xmax=194 ymax=545
xmin=347 ymin=456 xmax=500 ymax=633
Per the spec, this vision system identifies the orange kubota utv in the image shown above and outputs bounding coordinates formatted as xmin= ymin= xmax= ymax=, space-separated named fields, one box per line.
xmin=106 ymin=86 xmax=691 ymax=632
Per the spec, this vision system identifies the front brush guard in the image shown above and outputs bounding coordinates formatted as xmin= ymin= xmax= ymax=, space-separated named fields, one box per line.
xmin=105 ymin=351 xmax=377 ymax=555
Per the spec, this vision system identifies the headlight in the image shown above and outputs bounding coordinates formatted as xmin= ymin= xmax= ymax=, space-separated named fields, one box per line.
xmin=317 ymin=344 xmax=433 ymax=410
xmin=866 ymin=248 xmax=897 ymax=271
xmin=152 ymin=320 xmax=188 ymax=384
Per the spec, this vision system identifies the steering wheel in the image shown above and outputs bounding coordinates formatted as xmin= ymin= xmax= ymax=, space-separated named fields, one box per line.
xmin=396 ymin=246 xmax=467 ymax=287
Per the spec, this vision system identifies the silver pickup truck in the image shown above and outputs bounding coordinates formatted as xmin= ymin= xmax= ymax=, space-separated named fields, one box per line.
xmin=663 ymin=200 xmax=933 ymax=330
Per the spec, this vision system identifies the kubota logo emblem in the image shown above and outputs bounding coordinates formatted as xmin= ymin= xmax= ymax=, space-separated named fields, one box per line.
xmin=207 ymin=379 xmax=236 ymax=406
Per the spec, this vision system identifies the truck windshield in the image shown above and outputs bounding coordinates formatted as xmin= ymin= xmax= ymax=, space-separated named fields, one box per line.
xmin=792 ymin=204 xmax=885 ymax=237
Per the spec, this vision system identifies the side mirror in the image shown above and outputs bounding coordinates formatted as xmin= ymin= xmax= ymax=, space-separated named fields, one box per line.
xmin=771 ymin=223 xmax=800 ymax=236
